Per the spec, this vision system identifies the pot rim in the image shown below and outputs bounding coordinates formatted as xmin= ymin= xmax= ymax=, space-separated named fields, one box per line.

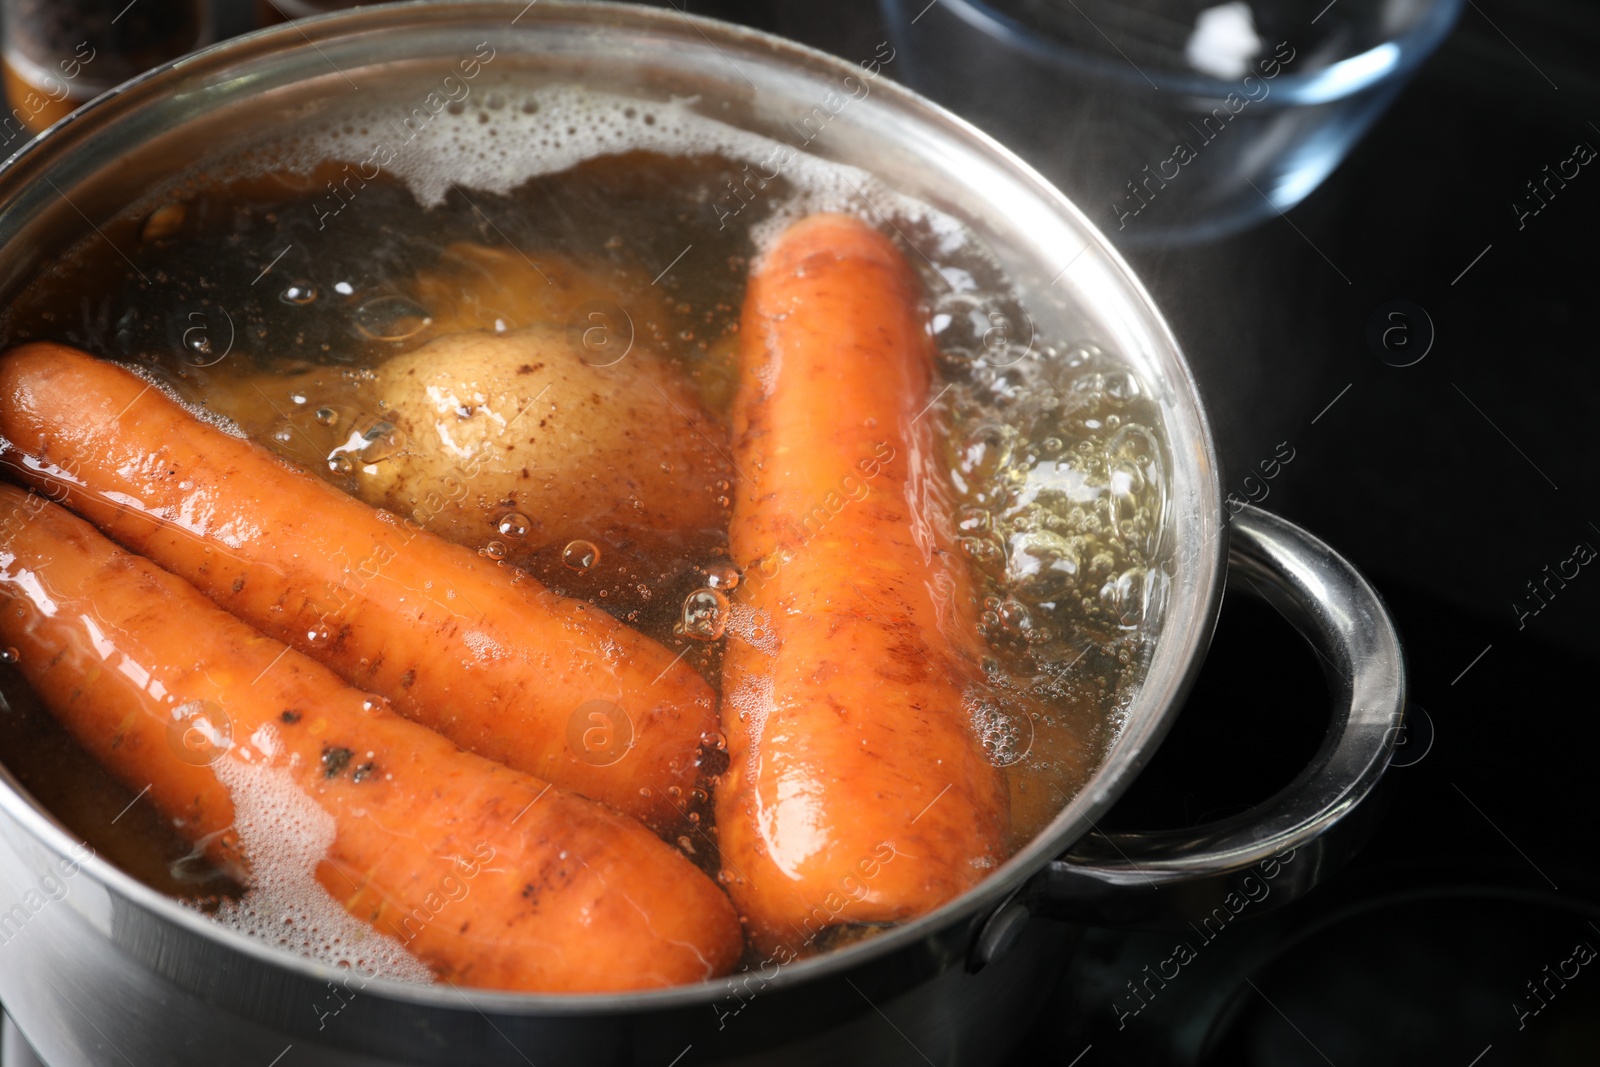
xmin=0 ymin=0 xmax=1225 ymax=1015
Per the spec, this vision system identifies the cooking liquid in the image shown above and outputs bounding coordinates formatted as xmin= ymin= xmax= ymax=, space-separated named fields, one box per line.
xmin=0 ymin=82 xmax=1167 ymax=964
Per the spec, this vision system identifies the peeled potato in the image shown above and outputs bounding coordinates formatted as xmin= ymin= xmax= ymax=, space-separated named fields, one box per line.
xmin=361 ymin=324 xmax=729 ymax=555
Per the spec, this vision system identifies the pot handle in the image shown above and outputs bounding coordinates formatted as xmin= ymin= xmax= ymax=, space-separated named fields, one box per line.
xmin=1009 ymin=505 xmax=1406 ymax=937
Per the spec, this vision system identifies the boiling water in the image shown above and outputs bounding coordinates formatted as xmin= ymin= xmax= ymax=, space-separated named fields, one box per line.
xmin=0 ymin=73 xmax=1170 ymax=964
xmin=207 ymin=727 xmax=435 ymax=982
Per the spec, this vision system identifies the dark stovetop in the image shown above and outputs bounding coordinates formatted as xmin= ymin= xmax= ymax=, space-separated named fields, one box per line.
xmin=686 ymin=0 xmax=1600 ymax=1063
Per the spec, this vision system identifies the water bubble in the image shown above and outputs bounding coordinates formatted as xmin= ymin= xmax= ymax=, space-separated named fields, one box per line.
xmin=354 ymin=418 xmax=403 ymax=464
xmin=1102 ymin=567 xmax=1151 ymax=628
xmin=561 ymin=539 xmax=600 ymax=571
xmin=0 ymin=647 xmax=16 ymax=664
xmin=167 ymin=699 xmax=233 ymax=766
xmin=1062 ymin=342 xmax=1103 ymax=369
xmin=998 ymin=598 xmax=1032 ymax=634
xmin=354 ymin=294 xmax=432 ymax=342
xmin=1007 ymin=529 xmax=1082 ymax=602
xmin=931 ymin=292 xmax=1035 ymax=369
xmin=480 ymin=540 xmax=507 ymax=561
xmin=697 ymin=734 xmax=730 ymax=777
xmin=1070 ymin=373 xmax=1108 ymax=404
xmin=678 ymin=588 xmax=730 ymax=641
xmin=958 ymin=536 xmax=1002 ymax=565
xmin=703 ymin=561 xmax=740 ymax=590
xmin=324 ymin=416 xmax=404 ymax=475
xmin=184 ymin=330 xmax=212 ymax=360
xmin=1102 ymin=371 xmax=1139 ymax=401
xmin=970 ymin=698 xmax=1034 ymax=768
xmin=496 ymin=512 xmax=531 ymax=539
xmin=281 ymin=282 xmax=319 ymax=306
xmin=173 ymin=304 xmax=237 ymax=368
xmin=1105 ymin=424 xmax=1166 ymax=560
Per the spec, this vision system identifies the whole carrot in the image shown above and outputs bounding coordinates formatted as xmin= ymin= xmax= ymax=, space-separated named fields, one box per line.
xmin=716 ymin=214 xmax=1009 ymax=957
xmin=0 ymin=485 xmax=742 ymax=991
xmin=0 ymin=343 xmax=712 ymax=832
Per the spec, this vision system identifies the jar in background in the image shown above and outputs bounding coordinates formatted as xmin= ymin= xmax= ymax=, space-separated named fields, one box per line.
xmin=0 ymin=0 xmax=210 ymax=143
xmin=878 ymin=0 xmax=1465 ymax=245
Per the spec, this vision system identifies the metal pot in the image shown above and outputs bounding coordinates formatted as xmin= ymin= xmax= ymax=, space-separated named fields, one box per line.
xmin=0 ymin=4 xmax=1405 ymax=1064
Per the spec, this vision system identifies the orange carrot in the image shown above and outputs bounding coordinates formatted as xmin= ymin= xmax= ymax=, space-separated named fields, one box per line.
xmin=0 ymin=343 xmax=713 ymax=831
xmin=0 ymin=484 xmax=741 ymax=991
xmin=716 ymin=215 xmax=1009 ymax=957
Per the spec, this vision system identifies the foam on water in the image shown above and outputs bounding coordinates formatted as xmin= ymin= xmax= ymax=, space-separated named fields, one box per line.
xmin=724 ymin=603 xmax=777 ymax=656
xmin=122 ymin=362 xmax=250 ymax=441
xmin=200 ymin=725 xmax=433 ymax=982
xmin=965 ymin=688 xmax=1031 ymax=768
xmin=290 ymin=81 xmax=969 ymax=262
xmin=725 ymin=672 xmax=776 ymax=780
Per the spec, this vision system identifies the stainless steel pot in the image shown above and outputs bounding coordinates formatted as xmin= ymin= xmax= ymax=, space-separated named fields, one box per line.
xmin=0 ymin=4 xmax=1406 ymax=1065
